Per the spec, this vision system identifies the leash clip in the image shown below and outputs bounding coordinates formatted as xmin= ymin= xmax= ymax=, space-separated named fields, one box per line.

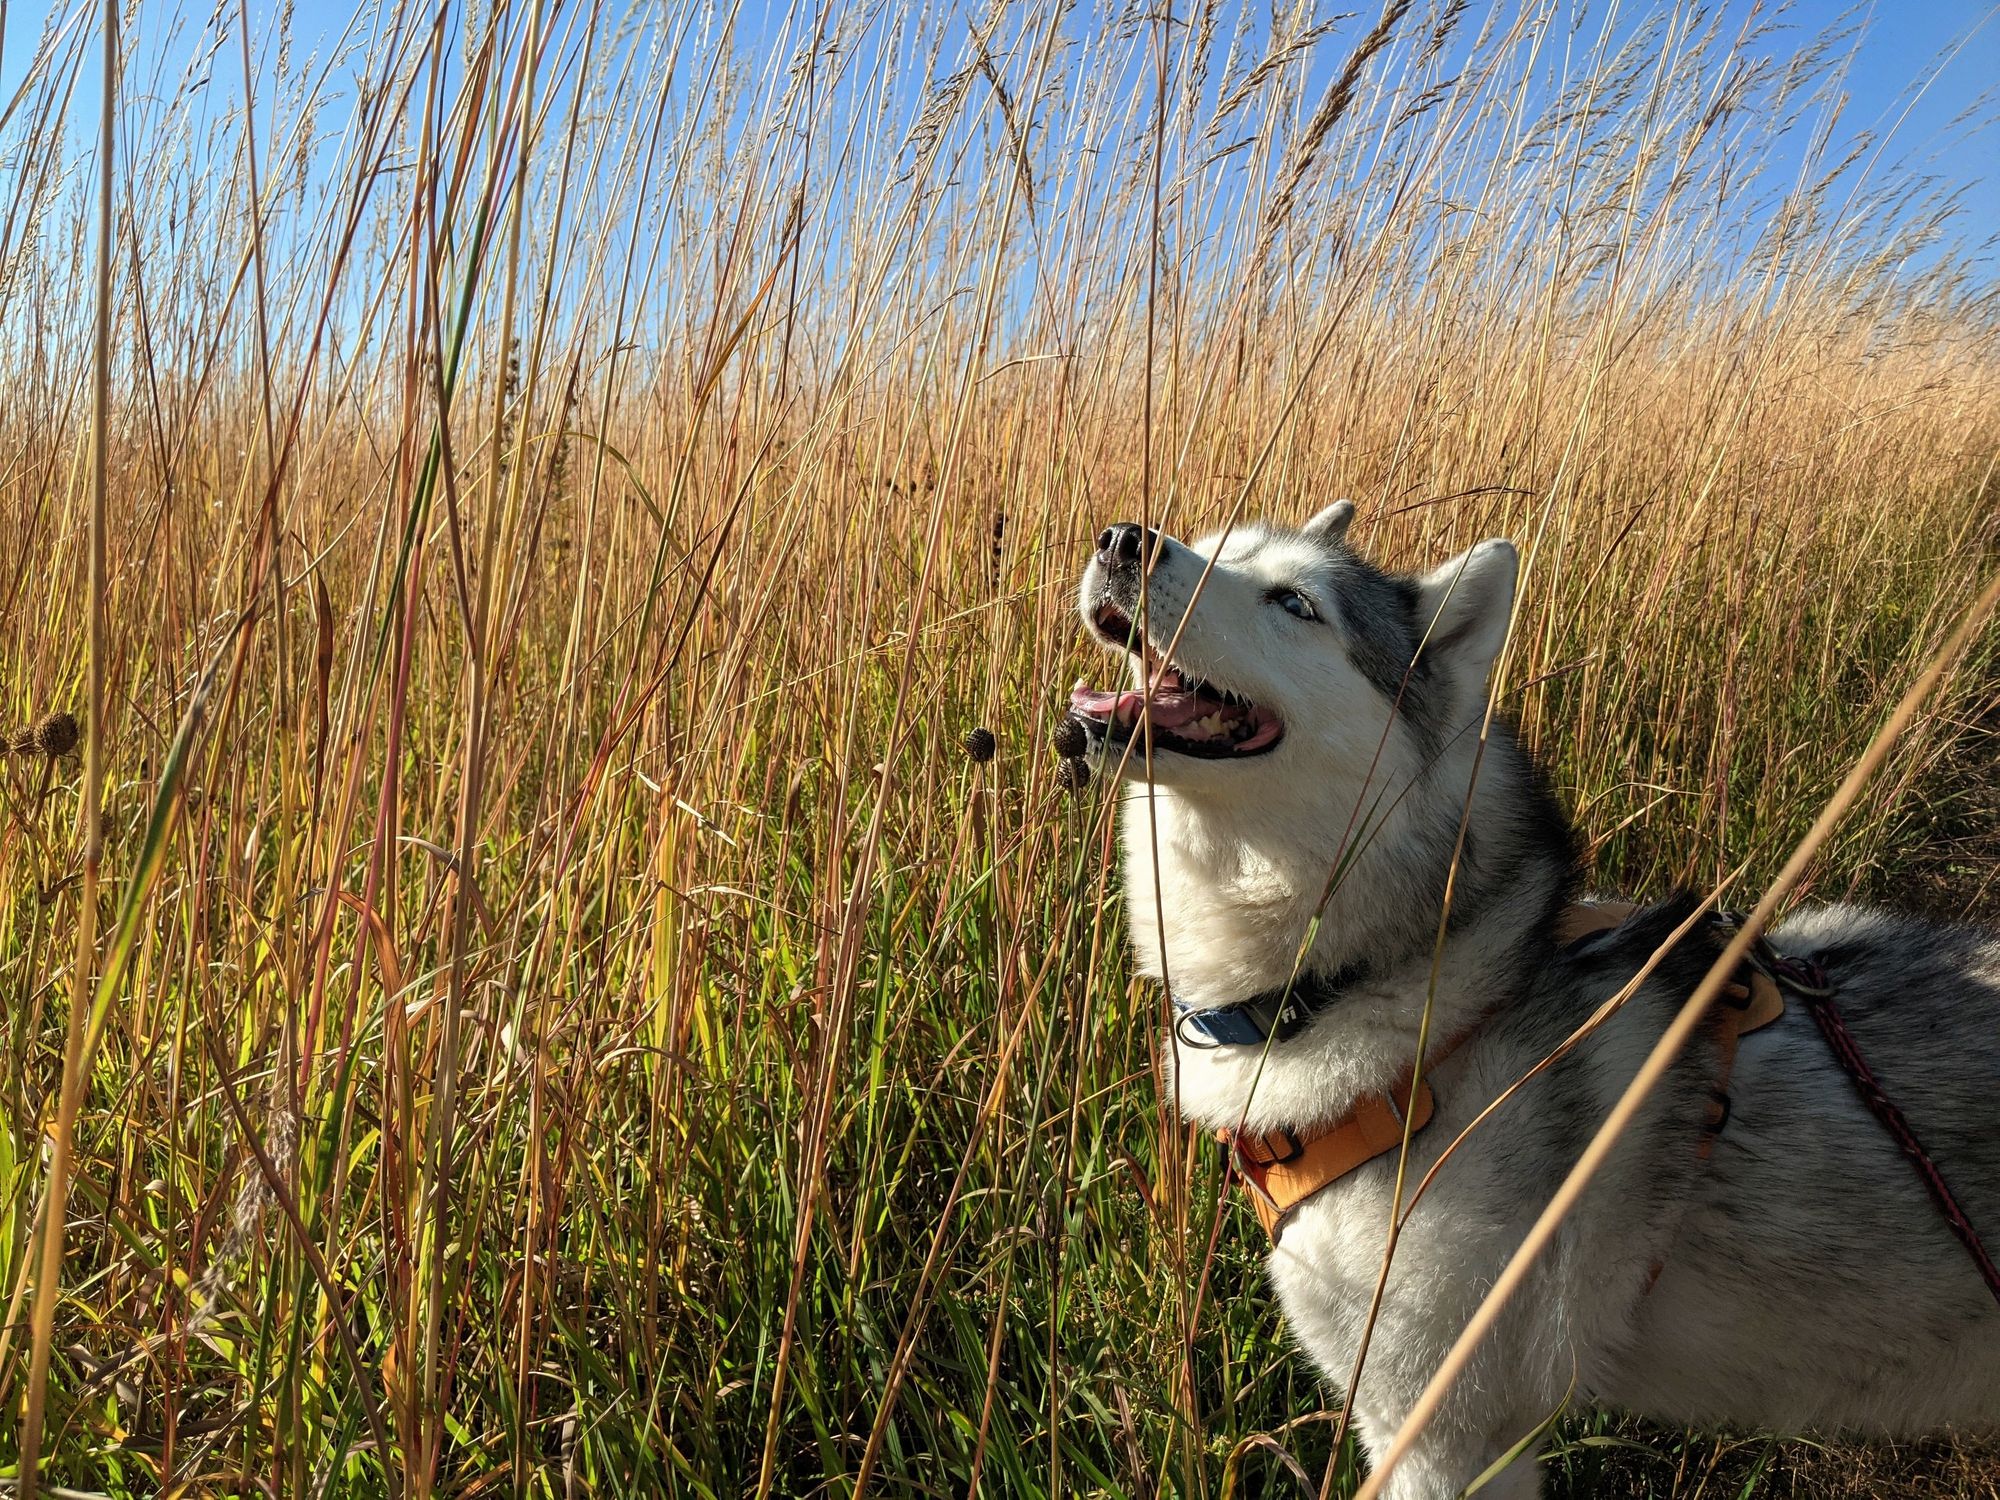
xmin=1715 ymin=910 xmax=1835 ymax=999
xmin=1768 ymin=953 xmax=1833 ymax=998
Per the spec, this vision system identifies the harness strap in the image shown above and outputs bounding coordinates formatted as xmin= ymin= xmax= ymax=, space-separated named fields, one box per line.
xmin=1216 ymin=901 xmax=1780 ymax=1246
xmin=1700 ymin=966 xmax=1786 ymax=1155
xmin=1221 ymin=1068 xmax=1437 ymax=1241
xmin=1206 ymin=900 xmax=2000 ymax=1308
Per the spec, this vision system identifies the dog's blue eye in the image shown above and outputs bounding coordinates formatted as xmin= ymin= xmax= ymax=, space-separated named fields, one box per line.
xmin=1269 ymin=588 xmax=1317 ymax=621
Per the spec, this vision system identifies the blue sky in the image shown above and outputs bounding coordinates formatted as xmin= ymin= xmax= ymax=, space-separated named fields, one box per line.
xmin=3 ymin=0 xmax=1996 ymax=272
xmin=1824 ymin=1 xmax=1999 ymax=239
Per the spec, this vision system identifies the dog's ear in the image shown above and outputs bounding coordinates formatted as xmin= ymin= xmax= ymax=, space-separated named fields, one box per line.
xmin=1416 ymin=539 xmax=1518 ymax=701
xmin=1301 ymin=499 xmax=1355 ymax=546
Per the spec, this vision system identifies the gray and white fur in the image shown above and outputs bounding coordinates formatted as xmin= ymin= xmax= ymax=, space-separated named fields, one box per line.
xmin=1069 ymin=506 xmax=2000 ymax=1500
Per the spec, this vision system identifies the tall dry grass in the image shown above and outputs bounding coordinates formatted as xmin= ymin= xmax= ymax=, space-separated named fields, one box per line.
xmin=0 ymin=0 xmax=1995 ymax=1495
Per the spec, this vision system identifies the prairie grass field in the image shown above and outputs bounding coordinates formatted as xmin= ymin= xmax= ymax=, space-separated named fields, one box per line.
xmin=1 ymin=0 xmax=1998 ymax=1495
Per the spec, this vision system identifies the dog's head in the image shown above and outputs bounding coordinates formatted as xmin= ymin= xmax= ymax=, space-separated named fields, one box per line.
xmin=1069 ymin=503 xmax=1518 ymax=803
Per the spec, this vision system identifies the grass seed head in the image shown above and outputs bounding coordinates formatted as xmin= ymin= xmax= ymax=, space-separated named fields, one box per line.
xmin=19 ymin=711 xmax=79 ymax=758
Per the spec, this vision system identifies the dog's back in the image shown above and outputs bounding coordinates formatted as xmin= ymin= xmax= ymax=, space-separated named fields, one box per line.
xmin=1598 ymin=905 xmax=2000 ymax=1435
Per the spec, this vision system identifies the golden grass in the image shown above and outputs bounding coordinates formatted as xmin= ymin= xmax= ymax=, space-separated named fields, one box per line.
xmin=0 ymin=0 xmax=1995 ymax=1494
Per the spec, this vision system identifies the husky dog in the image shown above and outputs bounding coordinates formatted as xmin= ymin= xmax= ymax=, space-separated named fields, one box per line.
xmin=1069 ymin=507 xmax=2000 ymax=1499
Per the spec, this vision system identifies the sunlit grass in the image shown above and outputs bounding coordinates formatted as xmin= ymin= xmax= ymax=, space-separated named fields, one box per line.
xmin=0 ymin=0 xmax=1995 ymax=1495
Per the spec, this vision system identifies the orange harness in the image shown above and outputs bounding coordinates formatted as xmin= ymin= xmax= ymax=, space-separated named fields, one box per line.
xmin=1218 ymin=903 xmax=1786 ymax=1242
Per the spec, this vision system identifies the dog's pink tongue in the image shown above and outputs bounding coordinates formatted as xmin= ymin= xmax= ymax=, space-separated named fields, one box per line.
xmin=1235 ymin=716 xmax=1283 ymax=752
xmin=1068 ymin=685 xmax=1204 ymax=728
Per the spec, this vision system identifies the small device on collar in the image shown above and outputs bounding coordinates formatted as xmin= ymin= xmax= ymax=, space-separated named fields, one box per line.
xmin=1174 ymin=963 xmax=1369 ymax=1049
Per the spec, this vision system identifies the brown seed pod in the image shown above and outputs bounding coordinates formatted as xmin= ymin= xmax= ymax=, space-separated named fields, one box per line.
xmin=1055 ymin=756 xmax=1091 ymax=793
xmin=25 ymin=711 xmax=79 ymax=758
xmin=962 ymin=726 xmax=996 ymax=763
xmin=1050 ymin=717 xmax=1088 ymax=759
xmin=988 ymin=512 xmax=1008 ymax=589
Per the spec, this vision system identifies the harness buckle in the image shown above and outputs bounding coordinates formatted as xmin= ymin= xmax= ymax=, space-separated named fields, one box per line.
xmin=1704 ymin=1087 xmax=1733 ymax=1135
xmin=1233 ymin=1127 xmax=1306 ymax=1168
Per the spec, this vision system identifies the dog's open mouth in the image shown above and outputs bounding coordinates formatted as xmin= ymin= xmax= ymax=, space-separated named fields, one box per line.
xmin=1070 ymin=604 xmax=1284 ymax=759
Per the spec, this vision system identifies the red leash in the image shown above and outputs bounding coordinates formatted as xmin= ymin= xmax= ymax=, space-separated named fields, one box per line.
xmin=1771 ymin=951 xmax=2000 ymax=1309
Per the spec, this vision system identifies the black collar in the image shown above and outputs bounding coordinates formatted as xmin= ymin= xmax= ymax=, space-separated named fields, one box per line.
xmin=1173 ymin=962 xmax=1371 ymax=1049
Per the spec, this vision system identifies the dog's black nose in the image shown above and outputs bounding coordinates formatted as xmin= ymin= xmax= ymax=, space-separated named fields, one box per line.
xmin=1096 ymin=522 xmax=1160 ymax=569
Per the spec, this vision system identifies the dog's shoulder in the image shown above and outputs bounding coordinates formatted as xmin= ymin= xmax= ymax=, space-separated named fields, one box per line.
xmin=1554 ymin=890 xmax=1718 ymax=995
